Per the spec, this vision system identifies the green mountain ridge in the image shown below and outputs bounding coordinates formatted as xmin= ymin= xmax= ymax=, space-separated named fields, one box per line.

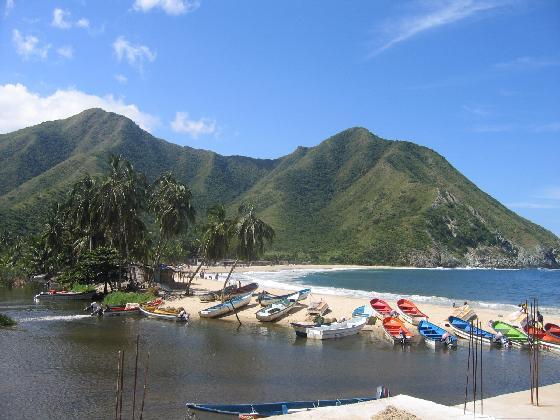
xmin=1 ymin=108 xmax=558 ymax=268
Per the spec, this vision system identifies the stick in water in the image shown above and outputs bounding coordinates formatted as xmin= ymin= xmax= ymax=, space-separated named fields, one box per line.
xmin=115 ymin=350 xmax=122 ymax=420
xmin=139 ymin=352 xmax=150 ymax=420
xmin=132 ymin=334 xmax=140 ymax=420
xmin=118 ymin=349 xmax=125 ymax=420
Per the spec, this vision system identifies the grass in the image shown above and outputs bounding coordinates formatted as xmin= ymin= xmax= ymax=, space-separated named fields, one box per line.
xmin=0 ymin=313 xmax=16 ymax=327
xmin=70 ymin=283 xmax=96 ymax=293
xmin=103 ymin=291 xmax=156 ymax=306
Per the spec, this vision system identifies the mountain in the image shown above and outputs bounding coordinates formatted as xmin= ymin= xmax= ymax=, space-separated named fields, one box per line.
xmin=1 ymin=108 xmax=558 ymax=268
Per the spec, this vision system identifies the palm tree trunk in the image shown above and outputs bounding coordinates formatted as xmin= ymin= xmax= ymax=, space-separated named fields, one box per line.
xmin=185 ymin=259 xmax=204 ymax=295
xmin=221 ymin=259 xmax=238 ymax=302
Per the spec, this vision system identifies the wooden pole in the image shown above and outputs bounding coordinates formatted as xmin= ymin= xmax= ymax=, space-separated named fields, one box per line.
xmin=139 ymin=352 xmax=150 ymax=420
xmin=535 ymin=298 xmax=539 ymax=406
xmin=132 ymin=334 xmax=140 ymax=420
xmin=479 ymin=319 xmax=483 ymax=415
xmin=118 ymin=349 xmax=124 ymax=420
xmin=464 ymin=319 xmax=472 ymax=414
xmin=473 ymin=319 xmax=477 ymax=418
xmin=115 ymin=350 xmax=122 ymax=420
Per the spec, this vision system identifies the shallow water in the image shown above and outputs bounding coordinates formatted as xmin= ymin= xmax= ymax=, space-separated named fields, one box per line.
xmin=1 ymin=286 xmax=560 ymax=419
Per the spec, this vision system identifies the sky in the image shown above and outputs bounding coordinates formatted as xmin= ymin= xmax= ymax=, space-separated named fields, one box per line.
xmin=0 ymin=0 xmax=559 ymax=235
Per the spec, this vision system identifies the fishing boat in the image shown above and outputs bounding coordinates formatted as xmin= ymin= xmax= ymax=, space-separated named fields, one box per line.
xmin=417 ymin=320 xmax=457 ymax=348
xmin=396 ymin=299 xmax=428 ymax=325
xmin=102 ymin=303 xmax=140 ymax=317
xmin=139 ymin=305 xmax=189 ymax=321
xmin=34 ymin=289 xmax=97 ymax=301
xmin=352 ymin=305 xmax=375 ymax=320
xmin=306 ymin=317 xmax=367 ymax=340
xmin=290 ymin=321 xmax=316 ymax=337
xmin=256 ymin=298 xmax=298 ymax=322
xmin=447 ymin=316 xmax=497 ymax=345
xmin=198 ymin=284 xmax=238 ymax=302
xmin=257 ymin=288 xmax=311 ymax=306
xmin=524 ymin=325 xmax=560 ymax=353
xmin=382 ymin=317 xmax=414 ymax=344
xmin=369 ymin=298 xmax=393 ymax=319
xmin=491 ymin=321 xmax=528 ymax=348
xmin=199 ymin=293 xmax=252 ymax=318
xmin=307 ymin=299 xmax=329 ymax=316
xmin=544 ymin=323 xmax=560 ymax=339
xmin=186 ymin=386 xmax=390 ymax=417
xmin=451 ymin=303 xmax=477 ymax=322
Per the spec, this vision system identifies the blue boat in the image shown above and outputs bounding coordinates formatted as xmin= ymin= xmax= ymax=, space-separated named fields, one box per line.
xmin=418 ymin=320 xmax=457 ymax=348
xmin=187 ymin=386 xmax=389 ymax=417
xmin=352 ymin=305 xmax=375 ymax=319
xmin=447 ymin=316 xmax=498 ymax=346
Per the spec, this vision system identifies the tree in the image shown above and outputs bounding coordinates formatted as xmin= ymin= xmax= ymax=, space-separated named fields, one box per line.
xmin=149 ymin=172 xmax=195 ymax=282
xmin=65 ymin=175 xmax=101 ymax=254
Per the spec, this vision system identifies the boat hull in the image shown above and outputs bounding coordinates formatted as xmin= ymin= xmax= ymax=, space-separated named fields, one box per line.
xmin=258 ymin=289 xmax=310 ymax=306
xmin=396 ymin=299 xmax=428 ymax=326
xmin=139 ymin=306 xmax=189 ymax=321
xmin=256 ymin=300 xmax=297 ymax=322
xmin=34 ymin=291 xmax=96 ymax=301
xmin=382 ymin=317 xmax=413 ymax=344
xmin=103 ymin=308 xmax=140 ymax=317
xmin=199 ymin=293 xmax=252 ymax=318
xmin=306 ymin=317 xmax=366 ymax=340
xmin=418 ymin=320 xmax=457 ymax=349
xmin=370 ymin=298 xmax=392 ymax=320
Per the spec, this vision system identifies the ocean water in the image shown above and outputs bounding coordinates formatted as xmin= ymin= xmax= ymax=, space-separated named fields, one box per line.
xmin=236 ymin=268 xmax=560 ymax=314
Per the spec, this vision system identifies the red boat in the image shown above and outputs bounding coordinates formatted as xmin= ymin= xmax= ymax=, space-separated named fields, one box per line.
xmin=382 ymin=317 xmax=414 ymax=344
xmin=396 ymin=299 xmax=428 ymax=325
xmin=102 ymin=303 xmax=141 ymax=317
xmin=524 ymin=325 xmax=560 ymax=353
xmin=370 ymin=298 xmax=393 ymax=319
xmin=544 ymin=323 xmax=560 ymax=339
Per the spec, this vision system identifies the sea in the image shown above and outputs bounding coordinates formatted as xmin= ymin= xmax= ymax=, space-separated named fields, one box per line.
xmin=1 ymin=268 xmax=559 ymax=419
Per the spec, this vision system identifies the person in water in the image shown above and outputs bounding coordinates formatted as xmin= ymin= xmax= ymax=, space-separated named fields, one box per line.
xmin=86 ymin=301 xmax=102 ymax=316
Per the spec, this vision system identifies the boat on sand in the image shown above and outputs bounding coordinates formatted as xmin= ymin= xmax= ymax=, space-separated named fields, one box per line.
xmin=199 ymin=293 xmax=252 ymax=318
xmin=352 ymin=305 xmax=375 ymax=320
xmin=369 ymin=298 xmax=393 ymax=319
xmin=257 ymin=288 xmax=310 ymax=306
xmin=418 ymin=320 xmax=457 ymax=348
xmin=306 ymin=317 xmax=366 ymax=340
xmin=306 ymin=299 xmax=329 ymax=316
xmin=256 ymin=298 xmax=298 ymax=322
xmin=545 ymin=323 xmax=560 ymax=339
xmin=396 ymin=299 xmax=428 ymax=325
xmin=199 ymin=283 xmax=258 ymax=302
xmin=524 ymin=325 xmax=560 ymax=353
xmin=382 ymin=317 xmax=414 ymax=344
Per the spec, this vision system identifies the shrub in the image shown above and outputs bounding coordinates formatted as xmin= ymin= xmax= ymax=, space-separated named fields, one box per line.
xmin=103 ymin=291 xmax=156 ymax=306
xmin=0 ymin=313 xmax=16 ymax=327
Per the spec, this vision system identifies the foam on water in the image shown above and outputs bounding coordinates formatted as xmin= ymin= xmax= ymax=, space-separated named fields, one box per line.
xmin=18 ymin=314 xmax=91 ymax=322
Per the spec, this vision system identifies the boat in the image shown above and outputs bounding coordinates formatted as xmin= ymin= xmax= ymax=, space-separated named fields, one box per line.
xmin=352 ymin=305 xmax=375 ymax=320
xmin=417 ymin=320 xmax=457 ymax=348
xmin=257 ymin=288 xmax=311 ymax=306
xmin=186 ymin=387 xmax=390 ymax=417
xmin=307 ymin=299 xmax=329 ymax=316
xmin=369 ymin=298 xmax=393 ymax=319
xmin=34 ymin=289 xmax=97 ymax=301
xmin=450 ymin=303 xmax=477 ymax=322
xmin=139 ymin=305 xmax=189 ymax=321
xmin=491 ymin=321 xmax=528 ymax=348
xmin=290 ymin=321 xmax=317 ymax=337
xmin=396 ymin=299 xmax=428 ymax=325
xmin=256 ymin=298 xmax=298 ymax=322
xmin=447 ymin=316 xmax=497 ymax=345
xmin=382 ymin=317 xmax=414 ymax=344
xmin=199 ymin=293 xmax=252 ymax=318
xmin=306 ymin=317 xmax=367 ymax=340
xmin=199 ymin=282 xmax=258 ymax=302
xmin=544 ymin=323 xmax=560 ymax=339
xmin=102 ymin=303 xmax=140 ymax=317
xmin=524 ymin=325 xmax=560 ymax=353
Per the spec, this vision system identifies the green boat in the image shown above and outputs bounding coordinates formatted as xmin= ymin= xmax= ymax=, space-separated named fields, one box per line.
xmin=492 ymin=321 xmax=528 ymax=347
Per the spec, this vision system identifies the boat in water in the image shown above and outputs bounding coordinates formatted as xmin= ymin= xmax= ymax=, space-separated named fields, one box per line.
xmin=447 ymin=316 xmax=498 ymax=346
xmin=545 ymin=323 xmax=560 ymax=339
xmin=257 ymin=288 xmax=310 ymax=306
xmin=256 ymin=298 xmax=298 ymax=322
xmin=396 ymin=299 xmax=428 ymax=325
xmin=199 ymin=282 xmax=258 ymax=302
xmin=139 ymin=305 xmax=189 ymax=321
xmin=417 ymin=320 xmax=457 ymax=349
xmin=306 ymin=317 xmax=367 ymax=340
xmin=382 ymin=317 xmax=414 ymax=344
xmin=369 ymin=298 xmax=393 ymax=319
xmin=34 ymin=289 xmax=97 ymax=301
xmin=199 ymin=293 xmax=252 ymax=318
xmin=524 ymin=325 xmax=560 ymax=353
xmin=491 ymin=321 xmax=528 ymax=348
xmin=186 ymin=386 xmax=390 ymax=418
xmin=102 ymin=303 xmax=140 ymax=317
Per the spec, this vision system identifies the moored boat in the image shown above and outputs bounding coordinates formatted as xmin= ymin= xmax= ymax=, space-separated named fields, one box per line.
xmin=199 ymin=284 xmax=237 ymax=302
xmin=352 ymin=305 xmax=375 ymax=320
xmin=447 ymin=316 xmax=497 ymax=346
xmin=199 ymin=293 xmax=252 ymax=318
xmin=34 ymin=289 xmax=97 ymax=301
xmin=396 ymin=299 xmax=428 ymax=325
xmin=369 ymin=298 xmax=393 ymax=319
xmin=417 ymin=320 xmax=457 ymax=348
xmin=257 ymin=288 xmax=310 ymax=306
xmin=544 ymin=323 xmax=560 ymax=339
xmin=382 ymin=317 xmax=413 ymax=344
xmin=290 ymin=321 xmax=316 ymax=337
xmin=103 ymin=303 xmax=140 ymax=317
xmin=256 ymin=298 xmax=298 ymax=322
xmin=306 ymin=299 xmax=329 ymax=316
xmin=524 ymin=325 xmax=560 ymax=353
xmin=491 ymin=321 xmax=528 ymax=348
xmin=139 ymin=305 xmax=189 ymax=321
xmin=306 ymin=316 xmax=366 ymax=340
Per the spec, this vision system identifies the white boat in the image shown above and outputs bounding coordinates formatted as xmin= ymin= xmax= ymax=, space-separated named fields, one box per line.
xmin=138 ymin=306 xmax=189 ymax=322
xmin=352 ymin=305 xmax=375 ymax=320
xmin=306 ymin=317 xmax=367 ymax=340
xmin=34 ymin=290 xmax=97 ymax=301
xmin=290 ymin=321 xmax=316 ymax=337
xmin=199 ymin=293 xmax=252 ymax=318
xmin=257 ymin=288 xmax=311 ymax=306
xmin=256 ymin=298 xmax=298 ymax=322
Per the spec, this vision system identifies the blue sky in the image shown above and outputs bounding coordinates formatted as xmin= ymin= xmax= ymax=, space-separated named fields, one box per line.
xmin=1 ymin=0 xmax=559 ymax=235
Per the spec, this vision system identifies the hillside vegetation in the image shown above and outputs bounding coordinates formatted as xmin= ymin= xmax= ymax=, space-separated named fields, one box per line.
xmin=1 ymin=108 xmax=558 ymax=268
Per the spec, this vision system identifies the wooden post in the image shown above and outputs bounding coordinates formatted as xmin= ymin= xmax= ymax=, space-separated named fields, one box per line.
xmin=139 ymin=352 xmax=150 ymax=420
xmin=118 ymin=350 xmax=124 ymax=420
xmin=115 ymin=350 xmax=122 ymax=420
xmin=132 ymin=334 xmax=140 ymax=420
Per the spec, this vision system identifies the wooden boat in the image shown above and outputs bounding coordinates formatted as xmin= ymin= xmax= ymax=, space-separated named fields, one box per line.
xmin=199 ymin=282 xmax=258 ymax=302
xmin=199 ymin=293 xmax=252 ymax=318
xmin=256 ymin=298 xmax=298 ymax=322
xmin=307 ymin=299 xmax=329 ymax=316
xmin=451 ymin=304 xmax=477 ymax=322
xmin=369 ymin=298 xmax=393 ymax=319
xmin=257 ymin=288 xmax=311 ymax=306
xmin=491 ymin=321 xmax=528 ymax=348
xmin=417 ymin=320 xmax=457 ymax=348
xmin=139 ymin=305 xmax=189 ymax=321
xmin=447 ymin=316 xmax=497 ymax=346
xmin=396 ymin=299 xmax=428 ymax=325
xmin=290 ymin=321 xmax=317 ymax=337
xmin=187 ymin=387 xmax=389 ymax=418
xmin=544 ymin=323 xmax=560 ymax=339
xmin=306 ymin=317 xmax=367 ymax=340
xmin=524 ymin=325 xmax=560 ymax=353
xmin=34 ymin=289 xmax=96 ymax=301
xmin=382 ymin=317 xmax=414 ymax=344
xmin=103 ymin=303 xmax=140 ymax=317
xmin=352 ymin=305 xmax=375 ymax=320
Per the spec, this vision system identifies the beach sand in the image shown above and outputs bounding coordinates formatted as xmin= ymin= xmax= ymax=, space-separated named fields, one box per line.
xmin=164 ymin=266 xmax=560 ymax=333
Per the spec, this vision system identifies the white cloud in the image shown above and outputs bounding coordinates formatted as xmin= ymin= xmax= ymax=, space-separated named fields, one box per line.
xmin=494 ymin=56 xmax=560 ymax=71
xmin=132 ymin=0 xmax=200 ymax=15
xmin=113 ymin=36 xmax=156 ymax=71
xmin=52 ymin=8 xmax=90 ymax=29
xmin=115 ymin=74 xmax=128 ymax=84
xmin=4 ymin=0 xmax=14 ymax=16
xmin=535 ymin=187 xmax=560 ymax=201
xmin=370 ymin=0 xmax=506 ymax=57
xmin=0 ymin=83 xmax=159 ymax=134
xmin=532 ymin=122 xmax=560 ymax=133
xmin=171 ymin=111 xmax=217 ymax=138
xmin=57 ymin=45 xmax=74 ymax=59
xmin=12 ymin=29 xmax=50 ymax=59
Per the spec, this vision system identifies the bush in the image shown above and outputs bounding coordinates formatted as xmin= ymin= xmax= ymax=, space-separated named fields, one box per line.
xmin=0 ymin=313 xmax=16 ymax=327
xmin=70 ymin=283 xmax=96 ymax=293
xmin=103 ymin=291 xmax=156 ymax=306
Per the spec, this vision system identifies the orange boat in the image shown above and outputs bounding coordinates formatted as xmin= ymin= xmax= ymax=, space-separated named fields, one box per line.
xmin=524 ymin=325 xmax=560 ymax=353
xmin=396 ymin=299 xmax=428 ymax=325
xmin=382 ymin=317 xmax=414 ymax=344
xmin=544 ymin=323 xmax=560 ymax=339
xmin=370 ymin=298 xmax=393 ymax=319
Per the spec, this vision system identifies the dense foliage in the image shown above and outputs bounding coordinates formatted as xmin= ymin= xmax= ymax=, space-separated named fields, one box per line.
xmin=0 ymin=313 xmax=16 ymax=327
xmin=103 ymin=291 xmax=156 ymax=306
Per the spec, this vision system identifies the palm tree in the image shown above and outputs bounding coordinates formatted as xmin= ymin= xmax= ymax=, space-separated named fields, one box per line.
xmin=150 ymin=172 xmax=195 ymax=282
xmin=65 ymin=174 xmax=100 ymax=254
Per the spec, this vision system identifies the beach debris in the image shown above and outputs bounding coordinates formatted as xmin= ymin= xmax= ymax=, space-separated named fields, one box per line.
xmin=371 ymin=405 xmax=420 ymax=420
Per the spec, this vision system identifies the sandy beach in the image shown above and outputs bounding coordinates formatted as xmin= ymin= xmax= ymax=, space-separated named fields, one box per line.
xmin=165 ymin=265 xmax=560 ymax=334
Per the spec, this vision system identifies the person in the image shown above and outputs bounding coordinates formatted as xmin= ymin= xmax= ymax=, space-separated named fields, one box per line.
xmin=399 ymin=330 xmax=407 ymax=345
xmin=177 ymin=308 xmax=187 ymax=321
xmin=86 ymin=301 xmax=102 ymax=316
xmin=537 ymin=311 xmax=544 ymax=327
